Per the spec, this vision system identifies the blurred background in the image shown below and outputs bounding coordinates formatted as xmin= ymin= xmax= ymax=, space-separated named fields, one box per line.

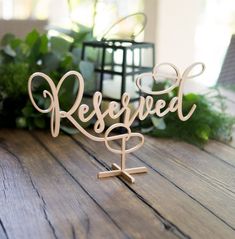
xmin=0 ymin=0 xmax=234 ymax=149
xmin=1 ymin=0 xmax=235 ymax=87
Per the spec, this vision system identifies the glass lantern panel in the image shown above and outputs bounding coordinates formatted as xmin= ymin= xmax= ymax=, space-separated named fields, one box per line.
xmin=141 ymin=47 xmax=155 ymax=68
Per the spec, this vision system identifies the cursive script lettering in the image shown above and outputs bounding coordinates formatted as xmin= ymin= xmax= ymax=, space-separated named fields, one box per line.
xmin=28 ymin=62 xmax=205 ymax=183
xmin=28 ymin=62 xmax=205 ymax=139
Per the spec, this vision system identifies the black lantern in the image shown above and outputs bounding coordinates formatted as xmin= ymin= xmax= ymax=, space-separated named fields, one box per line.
xmin=81 ymin=39 xmax=155 ymax=124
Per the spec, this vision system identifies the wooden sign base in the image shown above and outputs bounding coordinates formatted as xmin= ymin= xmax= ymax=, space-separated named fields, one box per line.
xmin=98 ymin=163 xmax=147 ymax=183
xmin=98 ymin=132 xmax=147 ymax=183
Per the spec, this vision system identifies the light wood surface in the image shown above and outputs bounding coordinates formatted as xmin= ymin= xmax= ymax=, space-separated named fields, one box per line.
xmin=0 ymin=88 xmax=235 ymax=239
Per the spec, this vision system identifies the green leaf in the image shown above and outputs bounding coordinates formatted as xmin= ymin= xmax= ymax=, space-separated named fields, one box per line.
xmin=196 ymin=125 xmax=210 ymax=141
xmin=1 ymin=33 xmax=15 ymax=46
xmin=3 ymin=45 xmax=16 ymax=57
xmin=184 ymin=93 xmax=199 ymax=102
xmin=71 ymin=48 xmax=81 ymax=65
xmin=39 ymin=34 xmax=48 ymax=54
xmin=76 ymin=23 xmax=92 ymax=33
xmin=16 ymin=117 xmax=27 ymax=128
xmin=151 ymin=117 xmax=166 ymax=130
xmin=25 ymin=29 xmax=40 ymax=47
xmin=50 ymin=36 xmax=71 ymax=57
xmin=0 ymin=54 xmax=3 ymax=64
xmin=22 ymin=105 xmax=34 ymax=117
xmin=0 ymin=62 xmax=29 ymax=96
xmin=34 ymin=117 xmax=46 ymax=129
xmin=60 ymin=53 xmax=73 ymax=69
xmin=50 ymin=26 xmax=74 ymax=36
xmin=58 ymin=74 xmax=78 ymax=111
xmin=10 ymin=38 xmax=23 ymax=50
xmin=42 ymin=52 xmax=60 ymax=72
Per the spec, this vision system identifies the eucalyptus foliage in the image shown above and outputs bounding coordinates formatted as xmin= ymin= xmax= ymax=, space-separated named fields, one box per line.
xmin=0 ymin=27 xmax=95 ymax=130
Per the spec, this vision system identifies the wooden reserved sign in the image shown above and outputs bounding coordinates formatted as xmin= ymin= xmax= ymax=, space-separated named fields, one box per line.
xmin=28 ymin=62 xmax=205 ymax=183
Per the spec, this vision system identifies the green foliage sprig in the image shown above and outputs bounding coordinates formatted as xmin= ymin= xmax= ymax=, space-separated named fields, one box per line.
xmin=0 ymin=26 xmax=95 ymax=130
xmin=142 ymin=81 xmax=235 ymax=147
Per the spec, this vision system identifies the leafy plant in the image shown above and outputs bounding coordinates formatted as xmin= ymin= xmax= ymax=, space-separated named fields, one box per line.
xmin=142 ymin=81 xmax=235 ymax=147
xmin=0 ymin=26 xmax=95 ymax=131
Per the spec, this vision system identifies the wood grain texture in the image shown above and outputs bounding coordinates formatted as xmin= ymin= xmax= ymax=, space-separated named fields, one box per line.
xmin=204 ymin=140 xmax=235 ymax=167
xmin=0 ymin=130 xmax=128 ymax=239
xmin=34 ymin=131 xmax=181 ymax=239
xmin=133 ymin=137 xmax=235 ymax=228
xmin=0 ymin=129 xmax=179 ymax=239
xmin=0 ymin=140 xmax=56 ymax=239
xmin=73 ymin=133 xmax=235 ymax=239
xmin=0 ymin=88 xmax=235 ymax=239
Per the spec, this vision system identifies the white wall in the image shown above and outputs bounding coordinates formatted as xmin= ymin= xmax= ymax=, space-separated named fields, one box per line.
xmin=145 ymin=0 xmax=204 ymax=70
xmin=144 ymin=0 xmax=209 ymax=91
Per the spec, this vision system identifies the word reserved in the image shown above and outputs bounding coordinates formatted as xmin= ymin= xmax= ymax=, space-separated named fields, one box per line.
xmin=28 ymin=62 xmax=205 ymax=183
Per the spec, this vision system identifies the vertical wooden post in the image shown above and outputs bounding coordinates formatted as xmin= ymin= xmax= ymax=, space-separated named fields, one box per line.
xmin=121 ymin=137 xmax=126 ymax=171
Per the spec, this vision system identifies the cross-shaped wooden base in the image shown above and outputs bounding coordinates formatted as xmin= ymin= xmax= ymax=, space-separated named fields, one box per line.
xmin=98 ymin=163 xmax=147 ymax=183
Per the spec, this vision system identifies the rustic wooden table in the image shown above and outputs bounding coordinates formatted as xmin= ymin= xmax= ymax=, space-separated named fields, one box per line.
xmin=0 ymin=89 xmax=235 ymax=239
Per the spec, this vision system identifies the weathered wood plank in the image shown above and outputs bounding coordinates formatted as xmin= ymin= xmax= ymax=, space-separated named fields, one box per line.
xmin=0 ymin=141 xmax=56 ymax=239
xmin=147 ymin=138 xmax=235 ymax=193
xmin=0 ymin=130 xmax=129 ymax=239
xmin=73 ymin=133 xmax=235 ymax=239
xmin=204 ymin=140 xmax=235 ymax=167
xmin=134 ymin=136 xmax=235 ymax=227
xmin=34 ymin=130 xmax=183 ymax=239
